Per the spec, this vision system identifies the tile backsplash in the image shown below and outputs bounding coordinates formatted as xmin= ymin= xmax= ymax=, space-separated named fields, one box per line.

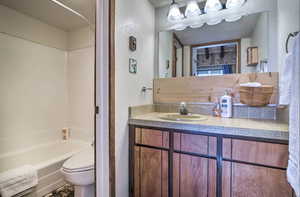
xmin=130 ymin=103 xmax=283 ymax=121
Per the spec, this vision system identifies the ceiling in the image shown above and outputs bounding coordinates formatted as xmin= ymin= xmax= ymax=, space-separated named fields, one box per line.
xmin=0 ymin=0 xmax=95 ymax=31
xmin=174 ymin=13 xmax=261 ymax=45
xmin=148 ymin=0 xmax=227 ymax=8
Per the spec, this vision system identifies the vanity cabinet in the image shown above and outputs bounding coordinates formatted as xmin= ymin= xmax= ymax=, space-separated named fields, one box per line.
xmin=132 ymin=128 xmax=169 ymax=197
xmin=129 ymin=126 xmax=293 ymax=197
xmin=222 ymin=138 xmax=293 ymax=197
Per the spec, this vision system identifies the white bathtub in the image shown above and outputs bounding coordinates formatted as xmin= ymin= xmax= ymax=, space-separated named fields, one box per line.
xmin=0 ymin=140 xmax=90 ymax=196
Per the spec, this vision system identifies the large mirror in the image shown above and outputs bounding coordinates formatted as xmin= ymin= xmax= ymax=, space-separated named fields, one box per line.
xmin=158 ymin=11 xmax=269 ymax=78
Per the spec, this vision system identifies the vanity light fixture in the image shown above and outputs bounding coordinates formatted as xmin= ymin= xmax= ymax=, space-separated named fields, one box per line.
xmin=226 ymin=0 xmax=245 ymax=9
xmin=167 ymin=0 xmax=247 ymax=30
xmin=185 ymin=0 xmax=202 ymax=18
xmin=204 ymin=0 xmax=223 ymax=25
xmin=167 ymin=0 xmax=184 ymax=22
xmin=204 ymin=0 xmax=223 ymax=14
xmin=225 ymin=0 xmax=246 ymax=22
xmin=189 ymin=22 xmax=204 ymax=28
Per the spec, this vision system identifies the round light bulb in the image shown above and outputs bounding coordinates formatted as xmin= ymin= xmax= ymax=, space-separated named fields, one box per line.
xmin=185 ymin=0 xmax=202 ymax=18
xmin=225 ymin=14 xmax=243 ymax=22
xmin=189 ymin=21 xmax=204 ymax=28
xmin=226 ymin=0 xmax=245 ymax=9
xmin=204 ymin=0 xmax=222 ymax=13
xmin=206 ymin=18 xmax=223 ymax=25
xmin=168 ymin=3 xmax=184 ymax=22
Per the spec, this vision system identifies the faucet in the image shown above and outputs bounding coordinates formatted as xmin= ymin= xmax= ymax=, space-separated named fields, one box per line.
xmin=179 ymin=102 xmax=189 ymax=115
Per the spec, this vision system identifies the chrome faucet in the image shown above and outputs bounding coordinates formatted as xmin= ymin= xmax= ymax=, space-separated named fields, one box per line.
xmin=179 ymin=102 xmax=189 ymax=115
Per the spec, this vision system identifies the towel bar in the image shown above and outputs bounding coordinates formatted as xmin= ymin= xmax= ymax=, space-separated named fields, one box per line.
xmin=286 ymin=31 xmax=299 ymax=53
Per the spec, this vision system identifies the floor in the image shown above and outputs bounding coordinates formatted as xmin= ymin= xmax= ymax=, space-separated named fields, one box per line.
xmin=43 ymin=184 xmax=74 ymax=197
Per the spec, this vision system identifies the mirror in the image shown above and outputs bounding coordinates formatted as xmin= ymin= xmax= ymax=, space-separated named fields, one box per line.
xmin=158 ymin=11 xmax=269 ymax=78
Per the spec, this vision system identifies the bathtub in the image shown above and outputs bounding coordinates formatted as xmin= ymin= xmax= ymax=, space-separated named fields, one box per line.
xmin=0 ymin=140 xmax=90 ymax=196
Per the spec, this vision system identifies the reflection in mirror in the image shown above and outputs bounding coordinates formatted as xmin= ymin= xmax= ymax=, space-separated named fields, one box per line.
xmin=158 ymin=11 xmax=269 ymax=78
xmin=191 ymin=40 xmax=239 ymax=76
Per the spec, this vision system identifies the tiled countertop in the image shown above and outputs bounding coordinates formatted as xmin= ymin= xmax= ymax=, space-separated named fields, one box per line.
xmin=129 ymin=112 xmax=289 ymax=141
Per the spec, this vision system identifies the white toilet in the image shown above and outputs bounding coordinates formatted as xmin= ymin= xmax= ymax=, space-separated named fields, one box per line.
xmin=61 ymin=146 xmax=95 ymax=197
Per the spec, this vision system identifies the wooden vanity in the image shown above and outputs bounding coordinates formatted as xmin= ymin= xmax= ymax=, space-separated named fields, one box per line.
xmin=129 ymin=124 xmax=293 ymax=197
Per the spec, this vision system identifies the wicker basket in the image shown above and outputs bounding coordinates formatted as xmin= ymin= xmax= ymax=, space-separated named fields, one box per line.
xmin=239 ymin=85 xmax=273 ymax=106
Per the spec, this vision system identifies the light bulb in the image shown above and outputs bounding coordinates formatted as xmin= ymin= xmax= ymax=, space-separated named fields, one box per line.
xmin=206 ymin=16 xmax=223 ymax=25
xmin=226 ymin=0 xmax=245 ymax=9
xmin=225 ymin=14 xmax=243 ymax=22
xmin=167 ymin=2 xmax=184 ymax=22
xmin=185 ymin=0 xmax=202 ymax=18
xmin=224 ymin=9 xmax=246 ymax=22
xmin=204 ymin=0 xmax=222 ymax=13
xmin=189 ymin=21 xmax=204 ymax=28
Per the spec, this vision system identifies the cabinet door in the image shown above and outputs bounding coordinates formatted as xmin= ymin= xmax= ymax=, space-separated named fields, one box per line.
xmin=173 ymin=153 xmax=217 ymax=197
xmin=222 ymin=161 xmax=293 ymax=197
xmin=134 ymin=146 xmax=168 ymax=197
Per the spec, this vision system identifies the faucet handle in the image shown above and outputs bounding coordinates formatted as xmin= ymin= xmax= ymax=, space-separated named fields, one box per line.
xmin=179 ymin=102 xmax=188 ymax=115
xmin=180 ymin=102 xmax=187 ymax=108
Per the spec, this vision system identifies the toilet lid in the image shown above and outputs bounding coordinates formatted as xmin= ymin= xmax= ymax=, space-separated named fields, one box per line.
xmin=63 ymin=146 xmax=94 ymax=172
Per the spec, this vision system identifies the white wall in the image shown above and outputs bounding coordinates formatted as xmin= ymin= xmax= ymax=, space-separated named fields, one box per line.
xmin=158 ymin=31 xmax=172 ymax=78
xmin=183 ymin=45 xmax=191 ymax=76
xmin=176 ymin=47 xmax=183 ymax=77
xmin=66 ymin=27 xmax=95 ymax=142
xmin=251 ymin=12 xmax=269 ymax=65
xmin=0 ymin=5 xmax=67 ymax=50
xmin=0 ymin=5 xmax=94 ymax=154
xmin=0 ymin=33 xmax=68 ymax=154
xmin=115 ymin=0 xmax=155 ymax=196
xmin=67 ymin=26 xmax=95 ymax=50
xmin=277 ymin=0 xmax=300 ymax=74
xmin=67 ymin=47 xmax=94 ymax=142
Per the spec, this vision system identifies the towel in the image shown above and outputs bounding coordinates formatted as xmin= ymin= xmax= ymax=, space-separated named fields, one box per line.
xmin=287 ymin=33 xmax=300 ymax=197
xmin=240 ymin=82 xmax=262 ymax=87
xmin=279 ymin=53 xmax=293 ymax=105
xmin=0 ymin=165 xmax=38 ymax=197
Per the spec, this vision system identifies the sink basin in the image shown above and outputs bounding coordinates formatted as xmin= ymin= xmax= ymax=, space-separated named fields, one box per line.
xmin=159 ymin=113 xmax=207 ymax=122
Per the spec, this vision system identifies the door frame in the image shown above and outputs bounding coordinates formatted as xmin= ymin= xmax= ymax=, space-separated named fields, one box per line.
xmin=172 ymin=33 xmax=184 ymax=77
xmin=95 ymin=0 xmax=115 ymax=196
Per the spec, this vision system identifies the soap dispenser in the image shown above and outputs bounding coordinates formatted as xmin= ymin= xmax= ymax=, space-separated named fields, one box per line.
xmin=220 ymin=91 xmax=232 ymax=118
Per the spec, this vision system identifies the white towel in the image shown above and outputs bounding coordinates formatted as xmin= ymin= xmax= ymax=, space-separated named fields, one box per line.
xmin=287 ymin=33 xmax=300 ymax=197
xmin=240 ymin=82 xmax=262 ymax=87
xmin=279 ymin=53 xmax=293 ymax=105
xmin=0 ymin=165 xmax=38 ymax=197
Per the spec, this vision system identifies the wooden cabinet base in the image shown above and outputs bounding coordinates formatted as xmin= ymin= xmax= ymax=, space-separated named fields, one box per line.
xmin=134 ymin=147 xmax=168 ymax=197
xmin=130 ymin=126 xmax=293 ymax=197
xmin=223 ymin=161 xmax=293 ymax=197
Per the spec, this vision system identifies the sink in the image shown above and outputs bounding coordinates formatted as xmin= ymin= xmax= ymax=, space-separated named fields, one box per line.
xmin=159 ymin=113 xmax=207 ymax=122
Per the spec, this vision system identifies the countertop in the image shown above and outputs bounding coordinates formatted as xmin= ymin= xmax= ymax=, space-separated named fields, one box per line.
xmin=129 ymin=112 xmax=289 ymax=141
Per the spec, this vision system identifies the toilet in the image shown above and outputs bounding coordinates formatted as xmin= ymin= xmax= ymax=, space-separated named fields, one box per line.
xmin=60 ymin=146 xmax=95 ymax=197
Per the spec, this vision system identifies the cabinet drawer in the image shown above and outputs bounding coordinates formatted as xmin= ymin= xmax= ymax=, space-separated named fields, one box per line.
xmin=223 ymin=138 xmax=288 ymax=168
xmin=174 ymin=133 xmax=217 ymax=156
xmin=135 ymin=128 xmax=169 ymax=148
xmin=222 ymin=161 xmax=293 ymax=197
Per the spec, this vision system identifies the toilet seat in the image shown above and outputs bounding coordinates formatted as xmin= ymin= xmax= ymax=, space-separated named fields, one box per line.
xmin=62 ymin=146 xmax=94 ymax=173
xmin=60 ymin=146 xmax=95 ymax=187
xmin=62 ymin=166 xmax=93 ymax=173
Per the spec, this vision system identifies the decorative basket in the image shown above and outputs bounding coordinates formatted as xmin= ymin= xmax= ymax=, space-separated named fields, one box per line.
xmin=239 ymin=85 xmax=273 ymax=106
